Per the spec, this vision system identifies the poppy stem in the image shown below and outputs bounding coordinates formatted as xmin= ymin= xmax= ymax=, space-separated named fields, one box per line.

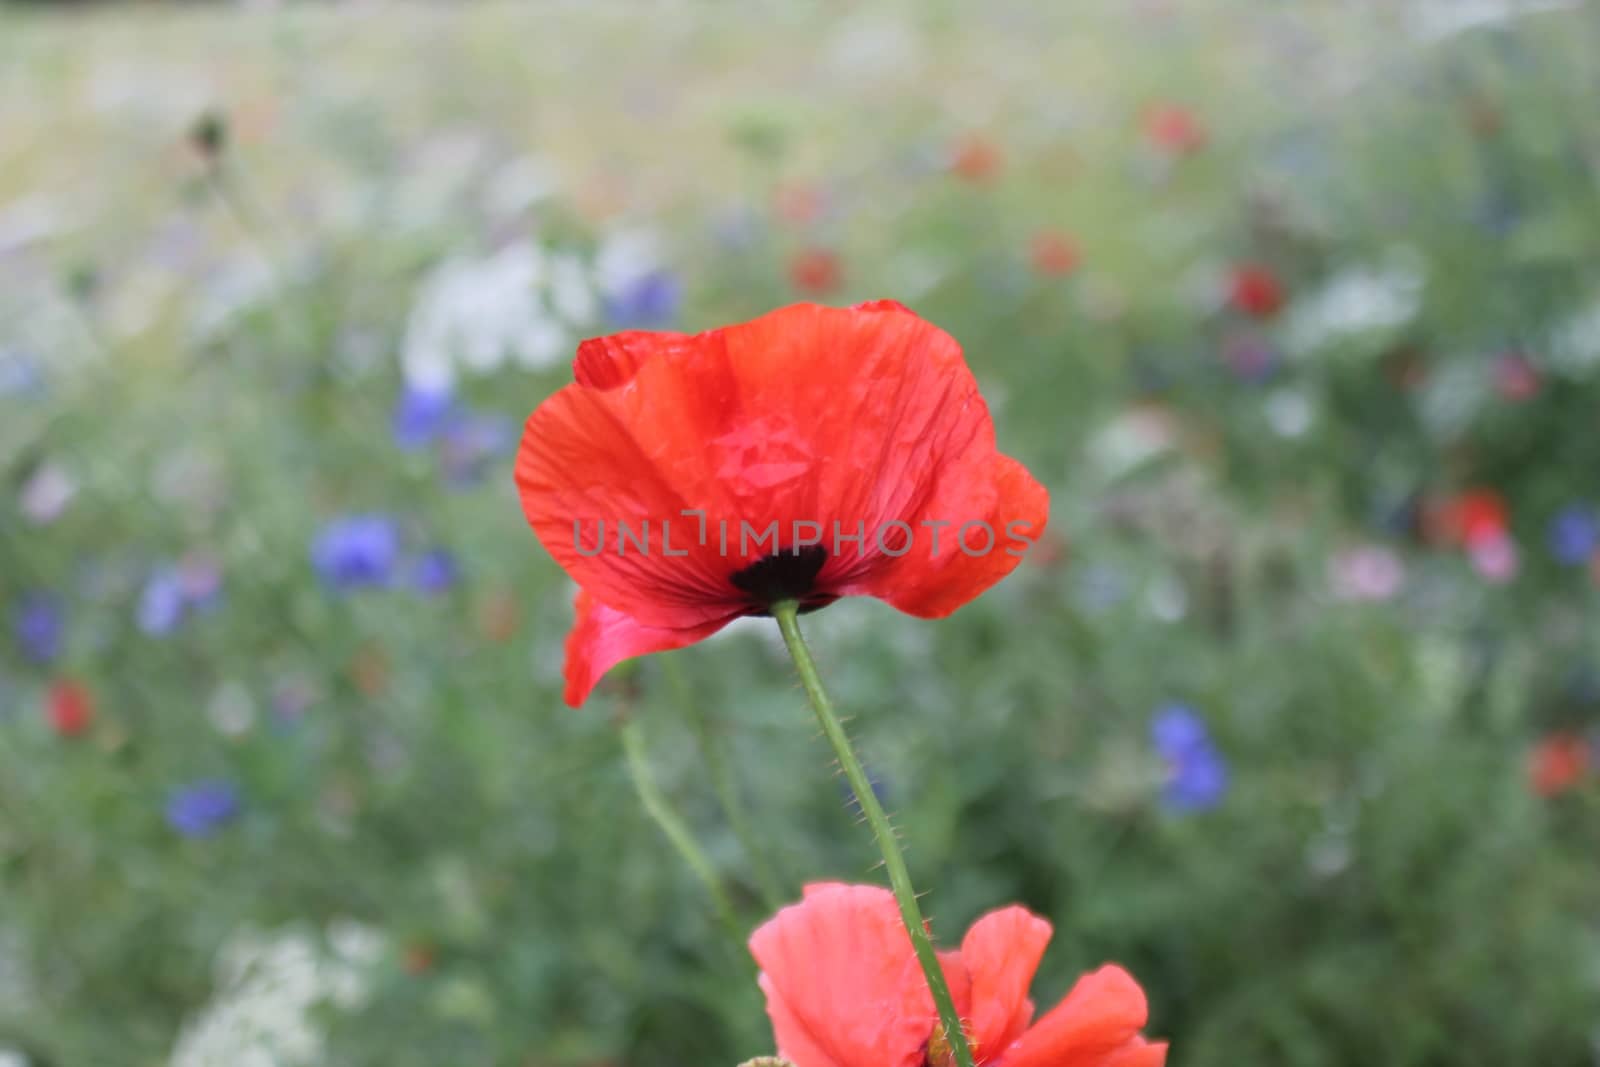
xmin=772 ymin=601 xmax=976 ymax=1067
xmin=618 ymin=717 xmax=744 ymax=942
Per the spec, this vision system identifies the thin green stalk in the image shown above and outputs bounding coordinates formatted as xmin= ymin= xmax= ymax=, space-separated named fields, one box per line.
xmin=772 ymin=601 xmax=975 ymax=1067
xmin=662 ymin=656 xmax=786 ymax=911
xmin=619 ymin=717 xmax=742 ymax=941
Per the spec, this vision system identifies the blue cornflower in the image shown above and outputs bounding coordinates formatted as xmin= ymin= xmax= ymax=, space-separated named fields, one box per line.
xmin=604 ymin=269 xmax=682 ymax=329
xmin=311 ymin=515 xmax=401 ymax=591
xmin=391 ymin=384 xmax=456 ymax=451
xmin=409 ymin=549 xmax=459 ymax=595
xmin=1548 ymin=506 xmax=1599 ymax=566
xmin=1150 ymin=703 xmax=1228 ymax=812
xmin=13 ymin=592 xmax=63 ymax=664
xmin=166 ymin=780 xmax=241 ymax=838
xmin=137 ymin=568 xmax=187 ymax=636
xmin=138 ymin=557 xmax=224 ymax=636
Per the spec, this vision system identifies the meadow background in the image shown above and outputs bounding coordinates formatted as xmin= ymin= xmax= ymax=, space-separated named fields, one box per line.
xmin=2 ymin=2 xmax=1599 ymax=1065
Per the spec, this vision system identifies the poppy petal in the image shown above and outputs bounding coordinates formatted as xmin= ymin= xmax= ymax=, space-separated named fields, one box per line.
xmin=959 ymin=906 xmax=1053 ymax=1056
xmin=750 ymin=883 xmax=931 ymax=1067
xmin=709 ymin=302 xmax=1047 ymax=606
xmin=563 ymin=590 xmax=732 ymax=706
xmin=1001 ymin=966 xmax=1150 ymax=1067
xmin=758 ymin=973 xmax=854 ymax=1067
xmin=1100 ymin=1040 xmax=1168 ymax=1067
xmin=517 ymin=373 xmax=745 ymax=631
xmin=685 ymin=302 xmax=979 ymax=540
xmin=573 ymin=330 xmax=695 ymax=390
xmin=890 ymin=947 xmax=971 ymax=1059
xmin=847 ymin=451 xmax=1049 ymax=618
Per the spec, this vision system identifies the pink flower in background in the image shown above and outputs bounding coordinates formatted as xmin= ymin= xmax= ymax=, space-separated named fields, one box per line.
xmin=1469 ymin=535 xmax=1519 ymax=584
xmin=1492 ymin=353 xmax=1540 ymax=401
xmin=1329 ymin=546 xmax=1406 ymax=602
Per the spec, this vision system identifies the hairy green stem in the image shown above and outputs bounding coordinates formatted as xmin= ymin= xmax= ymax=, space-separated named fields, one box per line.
xmin=772 ymin=601 xmax=975 ymax=1067
xmin=619 ymin=717 xmax=742 ymax=940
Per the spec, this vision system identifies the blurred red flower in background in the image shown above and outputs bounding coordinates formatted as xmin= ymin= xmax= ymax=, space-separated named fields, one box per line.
xmin=790 ymin=248 xmax=842 ymax=294
xmin=749 ymin=883 xmax=1165 ymax=1067
xmin=47 ymin=678 xmax=94 ymax=738
xmin=1142 ymin=103 xmax=1207 ymax=156
xmin=1529 ymin=733 xmax=1590 ymax=797
xmin=950 ymin=134 xmax=1004 ymax=183
xmin=1029 ymin=231 xmax=1080 ymax=277
xmin=515 ymin=301 xmax=1048 ymax=705
xmin=1427 ymin=489 xmax=1508 ymax=550
xmin=1227 ymin=264 xmax=1286 ymax=319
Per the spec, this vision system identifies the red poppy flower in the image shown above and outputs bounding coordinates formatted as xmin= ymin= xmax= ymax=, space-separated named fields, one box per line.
xmin=1427 ymin=489 xmax=1508 ymax=550
xmin=1529 ymin=733 xmax=1589 ymax=797
xmin=515 ymin=301 xmax=1049 ymax=706
xmin=1029 ymin=231 xmax=1080 ymax=278
xmin=950 ymin=135 xmax=1004 ymax=183
xmin=1141 ymin=103 xmax=1206 ymax=156
xmin=47 ymin=678 xmax=94 ymax=738
xmin=750 ymin=883 xmax=1165 ymax=1067
xmin=791 ymin=248 xmax=842 ymax=294
xmin=1227 ymin=264 xmax=1286 ymax=319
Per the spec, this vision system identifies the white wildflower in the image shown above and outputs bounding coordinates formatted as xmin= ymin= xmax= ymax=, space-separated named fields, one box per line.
xmin=1550 ymin=295 xmax=1600 ymax=375
xmin=401 ymin=240 xmax=596 ymax=391
xmin=168 ymin=923 xmax=383 ymax=1067
xmin=1283 ymin=255 xmax=1424 ymax=355
xmin=1264 ymin=388 xmax=1314 ymax=438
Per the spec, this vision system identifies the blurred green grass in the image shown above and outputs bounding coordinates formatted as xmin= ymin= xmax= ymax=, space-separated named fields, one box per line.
xmin=2 ymin=2 xmax=1599 ymax=1066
